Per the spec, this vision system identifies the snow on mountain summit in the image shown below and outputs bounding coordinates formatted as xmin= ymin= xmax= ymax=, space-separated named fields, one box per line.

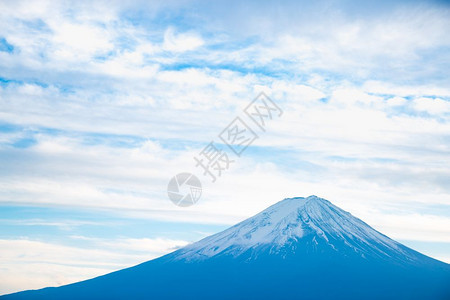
xmin=173 ymin=196 xmax=416 ymax=262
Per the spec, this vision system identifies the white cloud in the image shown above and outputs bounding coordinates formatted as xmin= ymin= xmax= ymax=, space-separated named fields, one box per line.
xmin=0 ymin=237 xmax=189 ymax=295
xmin=330 ymin=88 xmax=383 ymax=106
xmin=386 ymin=96 xmax=407 ymax=107
xmin=362 ymin=213 xmax=450 ymax=243
xmin=51 ymin=23 xmax=113 ymax=61
xmin=163 ymin=27 xmax=204 ymax=52
xmin=363 ymin=81 xmax=450 ymax=98
xmin=413 ymin=97 xmax=450 ymax=115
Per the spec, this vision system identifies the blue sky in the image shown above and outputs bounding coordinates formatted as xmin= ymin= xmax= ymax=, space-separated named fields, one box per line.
xmin=1 ymin=0 xmax=450 ymax=295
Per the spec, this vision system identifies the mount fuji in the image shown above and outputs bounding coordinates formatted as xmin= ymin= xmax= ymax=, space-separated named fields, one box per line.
xmin=3 ymin=196 xmax=450 ymax=299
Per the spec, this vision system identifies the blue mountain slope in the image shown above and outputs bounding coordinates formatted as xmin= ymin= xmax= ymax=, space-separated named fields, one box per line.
xmin=3 ymin=196 xmax=450 ymax=299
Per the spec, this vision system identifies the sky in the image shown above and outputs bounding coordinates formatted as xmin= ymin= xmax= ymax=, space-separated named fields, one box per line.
xmin=1 ymin=0 xmax=450 ymax=295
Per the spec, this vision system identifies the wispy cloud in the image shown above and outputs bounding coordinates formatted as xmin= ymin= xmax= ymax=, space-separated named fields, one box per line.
xmin=0 ymin=237 xmax=189 ymax=295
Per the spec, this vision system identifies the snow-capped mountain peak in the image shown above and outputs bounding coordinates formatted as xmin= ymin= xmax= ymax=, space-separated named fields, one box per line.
xmin=172 ymin=196 xmax=414 ymax=262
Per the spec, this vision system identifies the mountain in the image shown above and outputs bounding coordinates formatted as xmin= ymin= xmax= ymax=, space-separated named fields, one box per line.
xmin=3 ymin=196 xmax=450 ymax=299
